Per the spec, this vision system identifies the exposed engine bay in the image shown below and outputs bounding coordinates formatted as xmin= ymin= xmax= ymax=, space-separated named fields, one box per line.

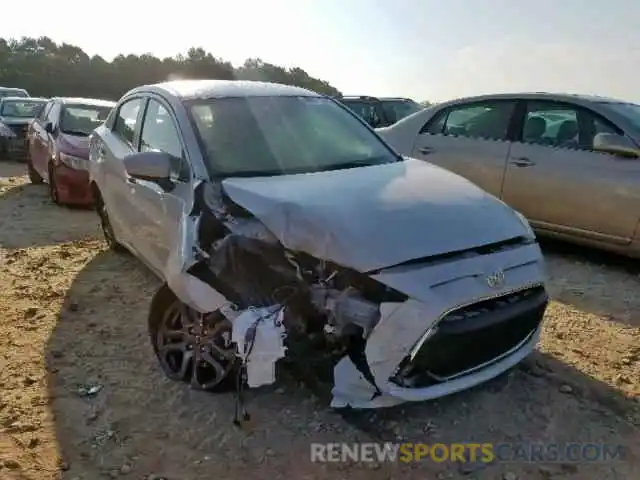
xmin=152 ymin=177 xmax=547 ymax=423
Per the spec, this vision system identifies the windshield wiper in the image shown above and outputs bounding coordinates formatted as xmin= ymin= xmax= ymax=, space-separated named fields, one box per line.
xmin=61 ymin=130 xmax=89 ymax=136
xmin=313 ymin=157 xmax=397 ymax=173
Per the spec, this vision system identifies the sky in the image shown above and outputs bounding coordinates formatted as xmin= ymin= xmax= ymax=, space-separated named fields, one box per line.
xmin=4 ymin=0 xmax=640 ymax=103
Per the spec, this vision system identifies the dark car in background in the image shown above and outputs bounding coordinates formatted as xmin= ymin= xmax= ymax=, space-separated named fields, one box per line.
xmin=339 ymin=96 xmax=422 ymax=127
xmin=0 ymin=97 xmax=48 ymax=161
xmin=0 ymin=87 xmax=30 ymax=99
xmin=27 ymin=97 xmax=115 ymax=206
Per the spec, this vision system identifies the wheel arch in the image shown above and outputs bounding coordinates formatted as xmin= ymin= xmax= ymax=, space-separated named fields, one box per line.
xmin=90 ymin=181 xmax=102 ymax=207
xmin=148 ymin=283 xmax=177 ymax=341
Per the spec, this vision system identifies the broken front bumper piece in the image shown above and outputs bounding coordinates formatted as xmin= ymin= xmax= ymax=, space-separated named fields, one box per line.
xmin=332 ymin=287 xmax=547 ymax=408
xmin=231 ymin=306 xmax=287 ymax=388
xmin=330 ymin=241 xmax=548 ymax=409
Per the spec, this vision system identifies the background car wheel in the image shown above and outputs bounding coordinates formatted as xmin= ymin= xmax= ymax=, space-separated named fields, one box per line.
xmin=148 ymin=286 xmax=239 ymax=392
xmin=27 ymin=160 xmax=43 ymax=184
xmin=48 ymin=163 xmax=60 ymax=204
xmin=94 ymin=192 xmax=126 ymax=252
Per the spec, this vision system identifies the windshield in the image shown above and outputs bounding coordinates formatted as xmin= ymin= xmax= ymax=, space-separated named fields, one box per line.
xmin=0 ymin=90 xmax=28 ymax=98
xmin=0 ymin=100 xmax=46 ymax=118
xmin=60 ymin=104 xmax=113 ymax=136
xmin=380 ymin=100 xmax=422 ymax=122
xmin=188 ymin=96 xmax=398 ymax=177
xmin=602 ymin=102 xmax=640 ymax=130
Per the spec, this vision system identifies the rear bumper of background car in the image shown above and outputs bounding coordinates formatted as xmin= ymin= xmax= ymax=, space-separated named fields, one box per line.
xmin=53 ymin=163 xmax=92 ymax=206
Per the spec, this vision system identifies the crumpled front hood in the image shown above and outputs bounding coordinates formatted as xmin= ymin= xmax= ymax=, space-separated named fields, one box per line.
xmin=221 ymin=158 xmax=529 ymax=272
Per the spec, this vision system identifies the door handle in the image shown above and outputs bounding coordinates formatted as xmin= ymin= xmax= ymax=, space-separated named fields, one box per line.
xmin=418 ymin=146 xmax=435 ymax=155
xmin=510 ymin=157 xmax=536 ymax=167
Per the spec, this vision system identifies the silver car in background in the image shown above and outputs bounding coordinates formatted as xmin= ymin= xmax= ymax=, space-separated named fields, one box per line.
xmin=378 ymin=92 xmax=640 ymax=258
xmin=88 ymin=80 xmax=547 ymax=410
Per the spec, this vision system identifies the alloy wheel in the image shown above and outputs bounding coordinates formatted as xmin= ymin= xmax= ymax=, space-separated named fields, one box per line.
xmin=155 ymin=302 xmax=237 ymax=390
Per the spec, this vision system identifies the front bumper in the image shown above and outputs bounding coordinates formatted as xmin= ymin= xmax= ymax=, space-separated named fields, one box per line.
xmin=52 ymin=163 xmax=92 ymax=205
xmin=0 ymin=136 xmax=29 ymax=161
xmin=331 ymin=241 xmax=547 ymax=408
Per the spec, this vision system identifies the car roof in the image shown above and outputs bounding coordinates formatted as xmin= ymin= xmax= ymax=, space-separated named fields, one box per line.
xmin=0 ymin=96 xmax=48 ymax=102
xmin=0 ymin=87 xmax=28 ymax=92
xmin=443 ymin=92 xmax=629 ymax=106
xmin=135 ymin=80 xmax=320 ymax=100
xmin=53 ymin=97 xmax=116 ymax=107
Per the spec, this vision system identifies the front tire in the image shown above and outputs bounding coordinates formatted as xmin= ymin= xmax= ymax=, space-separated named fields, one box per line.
xmin=148 ymin=286 xmax=239 ymax=392
xmin=48 ymin=163 xmax=60 ymax=205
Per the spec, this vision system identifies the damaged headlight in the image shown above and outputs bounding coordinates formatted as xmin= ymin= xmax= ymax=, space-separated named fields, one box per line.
xmin=59 ymin=152 xmax=89 ymax=171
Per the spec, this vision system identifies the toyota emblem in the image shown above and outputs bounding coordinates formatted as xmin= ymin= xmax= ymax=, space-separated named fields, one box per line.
xmin=486 ymin=270 xmax=505 ymax=288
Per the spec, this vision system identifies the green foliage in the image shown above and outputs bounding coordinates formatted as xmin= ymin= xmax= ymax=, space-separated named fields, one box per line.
xmin=0 ymin=37 xmax=342 ymax=100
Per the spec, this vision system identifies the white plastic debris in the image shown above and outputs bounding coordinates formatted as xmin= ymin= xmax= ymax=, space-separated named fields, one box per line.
xmin=231 ymin=306 xmax=287 ymax=388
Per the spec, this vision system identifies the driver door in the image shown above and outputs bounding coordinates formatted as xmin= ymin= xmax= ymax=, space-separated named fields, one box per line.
xmin=29 ymin=101 xmax=56 ymax=176
xmin=129 ymin=97 xmax=193 ymax=275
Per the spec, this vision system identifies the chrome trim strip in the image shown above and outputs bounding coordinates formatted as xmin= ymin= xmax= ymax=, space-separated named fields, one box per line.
xmin=421 ymin=328 xmax=536 ymax=382
xmin=408 ymin=281 xmax=545 ymax=360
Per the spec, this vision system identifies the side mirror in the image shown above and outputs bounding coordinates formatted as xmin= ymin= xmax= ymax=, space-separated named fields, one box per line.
xmin=123 ymin=151 xmax=174 ymax=190
xmin=45 ymin=122 xmax=54 ymax=134
xmin=593 ymin=133 xmax=639 ymax=158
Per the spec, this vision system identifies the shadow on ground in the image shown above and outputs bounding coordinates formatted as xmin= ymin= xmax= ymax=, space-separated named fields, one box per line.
xmin=45 ymin=250 xmax=418 ymax=479
xmin=45 ymin=248 xmax=640 ymax=479
xmin=0 ymin=178 xmax=99 ymax=249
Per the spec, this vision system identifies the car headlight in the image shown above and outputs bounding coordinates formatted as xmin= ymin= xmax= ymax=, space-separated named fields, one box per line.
xmin=515 ymin=211 xmax=536 ymax=239
xmin=0 ymin=123 xmax=15 ymax=138
xmin=59 ymin=152 xmax=89 ymax=171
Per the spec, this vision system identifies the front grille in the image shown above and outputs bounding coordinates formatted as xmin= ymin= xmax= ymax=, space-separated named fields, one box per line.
xmin=393 ymin=286 xmax=547 ymax=387
xmin=8 ymin=124 xmax=28 ymax=140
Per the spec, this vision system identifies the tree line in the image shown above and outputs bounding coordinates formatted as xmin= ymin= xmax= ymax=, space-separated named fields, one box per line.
xmin=0 ymin=37 xmax=343 ymax=101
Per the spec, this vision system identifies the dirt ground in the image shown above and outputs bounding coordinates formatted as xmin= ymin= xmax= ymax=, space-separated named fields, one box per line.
xmin=0 ymin=161 xmax=638 ymax=480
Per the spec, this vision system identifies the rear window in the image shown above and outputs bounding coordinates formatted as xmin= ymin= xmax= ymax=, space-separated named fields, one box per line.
xmin=0 ymin=100 xmax=46 ymax=118
xmin=341 ymin=100 xmax=382 ymax=126
xmin=380 ymin=100 xmax=422 ymax=122
xmin=0 ymin=89 xmax=29 ymax=98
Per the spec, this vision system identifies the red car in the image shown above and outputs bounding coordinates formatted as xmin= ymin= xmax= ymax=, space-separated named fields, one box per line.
xmin=27 ymin=97 xmax=115 ymax=206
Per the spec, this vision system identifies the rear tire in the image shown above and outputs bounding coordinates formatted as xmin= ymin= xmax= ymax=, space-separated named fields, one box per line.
xmin=27 ymin=159 xmax=43 ymax=184
xmin=48 ymin=163 xmax=61 ymax=205
xmin=94 ymin=188 xmax=126 ymax=252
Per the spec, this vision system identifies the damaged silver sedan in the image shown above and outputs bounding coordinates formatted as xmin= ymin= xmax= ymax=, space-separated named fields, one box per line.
xmin=88 ymin=80 xmax=548 ymax=411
